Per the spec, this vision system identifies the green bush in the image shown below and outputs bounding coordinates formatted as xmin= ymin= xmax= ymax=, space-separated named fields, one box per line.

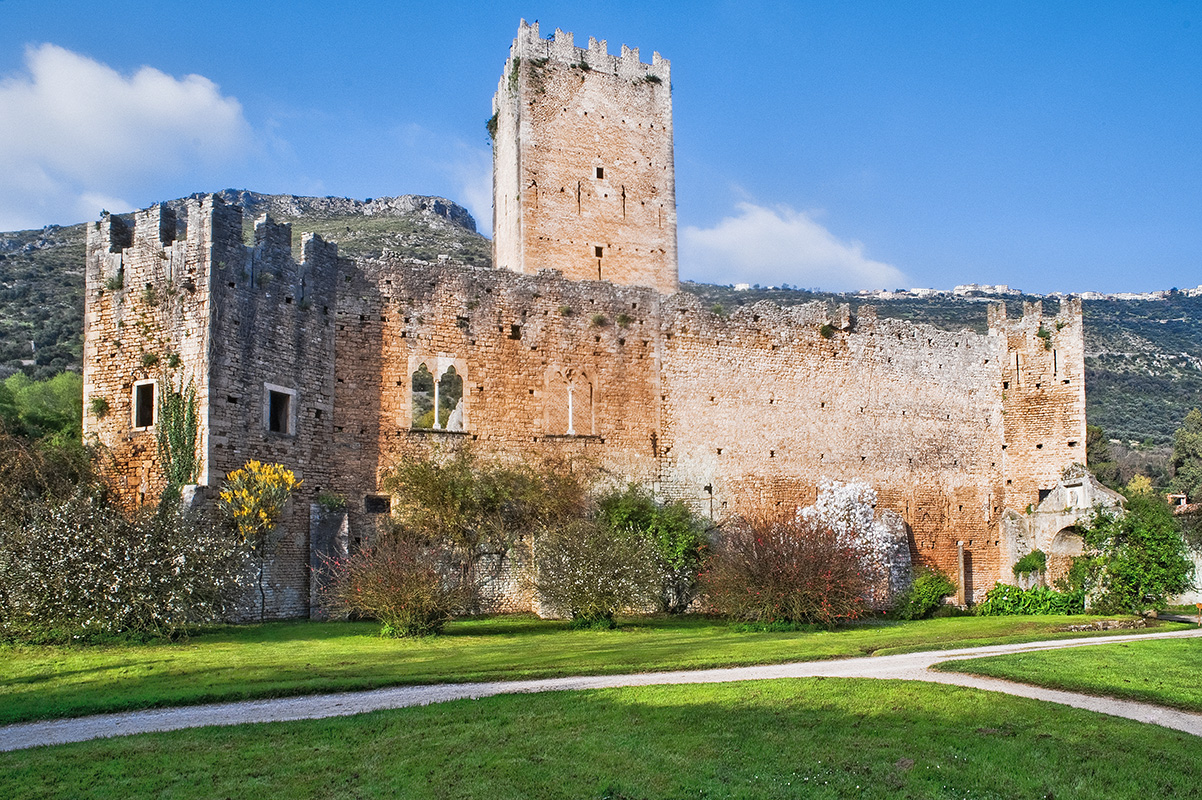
xmin=1066 ymin=493 xmax=1194 ymax=613
xmin=597 ymin=484 xmax=707 ymax=613
xmin=891 ymin=566 xmax=957 ymax=620
xmin=1012 ymin=549 xmax=1048 ymax=576
xmin=531 ymin=518 xmax=661 ymax=628
xmin=975 ymin=583 xmax=1084 ymax=616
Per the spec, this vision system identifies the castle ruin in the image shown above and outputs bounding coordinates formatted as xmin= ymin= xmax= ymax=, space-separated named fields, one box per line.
xmin=82 ymin=21 xmax=1088 ymax=617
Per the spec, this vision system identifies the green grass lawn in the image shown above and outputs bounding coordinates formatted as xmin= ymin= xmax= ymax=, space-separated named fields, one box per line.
xmin=936 ymin=635 xmax=1202 ymax=712
xmin=1 ymin=614 xmax=1185 ymax=726
xmin=3 ymin=677 xmax=1200 ymax=799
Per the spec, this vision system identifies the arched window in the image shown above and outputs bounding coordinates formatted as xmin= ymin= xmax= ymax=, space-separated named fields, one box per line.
xmin=411 ymin=364 xmax=434 ymax=428
xmin=411 ymin=363 xmax=465 ymax=430
xmin=545 ymin=368 xmax=593 ymax=435
xmin=438 ymin=366 xmax=464 ymax=431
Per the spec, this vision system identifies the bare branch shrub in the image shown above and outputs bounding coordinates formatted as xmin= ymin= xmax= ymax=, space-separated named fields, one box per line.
xmin=700 ymin=513 xmax=879 ymax=628
xmin=320 ymin=530 xmax=476 ymax=637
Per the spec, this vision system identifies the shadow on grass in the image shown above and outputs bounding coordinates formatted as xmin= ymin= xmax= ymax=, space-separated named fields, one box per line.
xmin=3 ymin=678 xmax=1201 ymax=799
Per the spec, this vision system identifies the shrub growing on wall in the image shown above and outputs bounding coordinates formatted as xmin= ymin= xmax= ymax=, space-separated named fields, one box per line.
xmin=890 ymin=566 xmax=957 ymax=620
xmin=0 ymin=496 xmax=249 ymax=641
xmin=531 ymin=518 xmax=661 ymax=628
xmin=701 ymin=514 xmax=878 ymax=628
xmin=320 ymin=529 xmax=475 ymax=637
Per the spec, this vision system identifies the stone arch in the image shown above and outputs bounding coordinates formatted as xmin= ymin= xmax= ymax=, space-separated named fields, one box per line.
xmin=1047 ymin=526 xmax=1085 ymax=584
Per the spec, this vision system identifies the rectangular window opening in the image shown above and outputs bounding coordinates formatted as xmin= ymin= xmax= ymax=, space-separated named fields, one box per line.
xmin=595 ymin=166 xmax=604 ymax=179
xmin=133 ymin=381 xmax=155 ymax=428
xmin=264 ymin=384 xmax=297 ymax=435
xmin=594 ymin=246 xmax=604 ymax=258
xmin=268 ymin=391 xmax=291 ymax=433
xmin=364 ymin=495 xmax=391 ymax=514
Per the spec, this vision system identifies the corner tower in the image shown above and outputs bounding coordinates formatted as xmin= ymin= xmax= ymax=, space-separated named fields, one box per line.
xmin=492 ymin=20 xmax=678 ymax=295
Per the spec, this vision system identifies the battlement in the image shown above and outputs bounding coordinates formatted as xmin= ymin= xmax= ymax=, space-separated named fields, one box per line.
xmin=506 ymin=19 xmax=670 ymax=84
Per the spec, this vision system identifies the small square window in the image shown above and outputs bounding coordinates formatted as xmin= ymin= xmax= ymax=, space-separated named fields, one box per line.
xmin=133 ymin=381 xmax=156 ymax=429
xmin=595 ymin=167 xmax=604 ymax=179
xmin=594 ymin=246 xmax=604 ymax=258
xmin=263 ymin=384 xmax=297 ymax=435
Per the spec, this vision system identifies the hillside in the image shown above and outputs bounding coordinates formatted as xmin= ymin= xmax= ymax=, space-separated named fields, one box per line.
xmin=1 ymin=194 xmax=1198 ymax=445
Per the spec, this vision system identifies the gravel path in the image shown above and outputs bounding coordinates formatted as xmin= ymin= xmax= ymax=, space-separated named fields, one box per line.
xmin=4 ymin=627 xmax=1201 ymax=752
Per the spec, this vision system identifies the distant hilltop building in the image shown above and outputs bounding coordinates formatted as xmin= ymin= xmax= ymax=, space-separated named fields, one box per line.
xmin=82 ymin=21 xmax=1089 ymax=618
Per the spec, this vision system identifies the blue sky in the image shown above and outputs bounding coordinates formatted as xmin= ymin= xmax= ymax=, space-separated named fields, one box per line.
xmin=1 ymin=0 xmax=1198 ymax=293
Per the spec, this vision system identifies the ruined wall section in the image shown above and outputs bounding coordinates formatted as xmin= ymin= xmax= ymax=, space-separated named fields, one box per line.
xmin=656 ymin=298 xmax=1009 ymax=600
xmin=329 ymin=257 xmax=666 ymax=606
xmin=83 ymin=202 xmax=214 ymax=504
xmin=991 ymin=299 xmax=1087 ymax=514
xmin=493 ymin=21 xmax=677 ymax=294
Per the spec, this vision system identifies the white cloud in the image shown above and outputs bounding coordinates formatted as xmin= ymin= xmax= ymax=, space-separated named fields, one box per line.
xmin=681 ymin=202 xmax=907 ymax=291
xmin=0 ymin=44 xmax=251 ymax=230
xmin=446 ymin=146 xmax=493 ymax=237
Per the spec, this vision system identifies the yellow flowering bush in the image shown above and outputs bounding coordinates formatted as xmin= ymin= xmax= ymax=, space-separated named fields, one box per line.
xmin=218 ymin=461 xmax=300 ymax=620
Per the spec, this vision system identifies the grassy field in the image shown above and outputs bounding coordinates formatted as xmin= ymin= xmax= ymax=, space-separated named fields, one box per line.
xmin=3 ymin=677 xmax=1200 ymax=799
xmin=936 ymin=635 xmax=1202 ymax=713
xmin=1 ymin=613 xmax=1185 ymax=726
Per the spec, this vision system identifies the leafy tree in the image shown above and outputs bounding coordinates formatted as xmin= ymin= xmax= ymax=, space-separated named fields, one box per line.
xmin=597 ymin=484 xmax=707 ymax=613
xmin=0 ymin=372 xmax=83 ymax=443
xmin=1170 ymin=408 xmax=1202 ymax=502
xmin=382 ymin=448 xmax=588 ymax=590
xmin=1063 ymin=492 xmax=1194 ymax=614
xmin=219 ymin=461 xmax=301 ymax=622
xmin=1086 ymin=424 xmax=1120 ymax=488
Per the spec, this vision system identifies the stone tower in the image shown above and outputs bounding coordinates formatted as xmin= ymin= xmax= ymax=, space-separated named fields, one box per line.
xmin=491 ymin=20 xmax=678 ymax=295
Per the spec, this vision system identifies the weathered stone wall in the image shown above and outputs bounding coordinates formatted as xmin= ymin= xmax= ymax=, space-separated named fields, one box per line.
xmin=84 ymin=196 xmax=339 ymax=619
xmin=655 ymin=298 xmax=1009 ymax=600
xmin=493 ymin=20 xmax=677 ymax=294
xmin=992 ymin=299 xmax=1088 ymax=511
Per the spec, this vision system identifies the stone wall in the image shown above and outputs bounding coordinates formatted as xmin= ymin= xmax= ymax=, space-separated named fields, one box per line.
xmin=492 ymin=20 xmax=677 ymax=294
xmin=84 ymin=196 xmax=339 ymax=619
xmin=86 ymin=203 xmax=1088 ymax=614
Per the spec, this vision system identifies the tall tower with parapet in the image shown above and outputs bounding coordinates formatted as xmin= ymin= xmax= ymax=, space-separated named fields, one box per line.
xmin=491 ymin=20 xmax=678 ymax=295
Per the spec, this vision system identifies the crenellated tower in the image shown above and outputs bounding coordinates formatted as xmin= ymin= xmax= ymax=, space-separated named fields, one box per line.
xmin=83 ymin=196 xmax=339 ymax=617
xmin=491 ymin=20 xmax=678 ymax=295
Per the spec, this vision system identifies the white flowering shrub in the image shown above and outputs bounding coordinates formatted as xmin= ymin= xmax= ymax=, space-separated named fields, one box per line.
xmin=801 ymin=480 xmax=912 ymax=607
xmin=531 ymin=518 xmax=661 ymax=628
xmin=0 ymin=493 xmax=250 ymax=641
